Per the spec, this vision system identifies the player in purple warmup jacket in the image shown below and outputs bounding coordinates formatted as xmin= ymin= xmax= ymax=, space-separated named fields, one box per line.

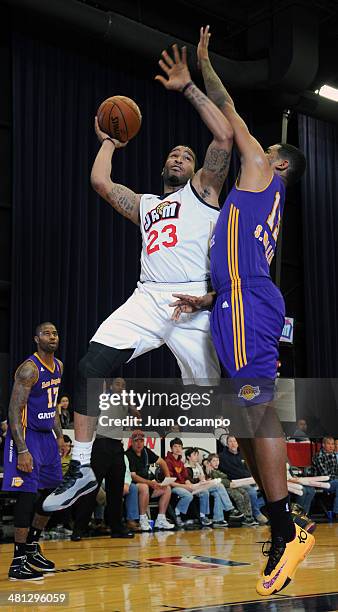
xmin=170 ymin=27 xmax=313 ymax=597
xmin=3 ymin=322 xmax=67 ymax=581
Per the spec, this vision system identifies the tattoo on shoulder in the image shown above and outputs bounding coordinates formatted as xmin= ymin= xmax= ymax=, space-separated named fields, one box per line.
xmin=16 ymin=361 xmax=39 ymax=385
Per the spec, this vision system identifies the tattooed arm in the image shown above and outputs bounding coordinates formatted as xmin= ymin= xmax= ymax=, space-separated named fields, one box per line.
xmin=8 ymin=360 xmax=38 ymax=472
xmin=184 ymin=83 xmax=233 ymax=205
xmin=155 ymin=44 xmax=233 ymax=206
xmin=198 ymin=26 xmax=271 ymax=191
xmin=91 ymin=118 xmax=141 ymax=225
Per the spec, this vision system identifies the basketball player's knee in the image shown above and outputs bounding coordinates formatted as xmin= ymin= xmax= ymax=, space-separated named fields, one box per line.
xmin=78 ymin=344 xmax=133 ymax=379
xmin=14 ymin=492 xmax=37 ymax=528
xmin=78 ymin=352 xmax=97 ymax=378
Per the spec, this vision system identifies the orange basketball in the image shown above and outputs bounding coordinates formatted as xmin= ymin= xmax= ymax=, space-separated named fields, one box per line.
xmin=97 ymin=96 xmax=142 ymax=143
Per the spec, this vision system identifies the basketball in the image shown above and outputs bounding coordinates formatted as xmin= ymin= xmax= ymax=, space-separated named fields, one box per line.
xmin=97 ymin=95 xmax=142 ymax=143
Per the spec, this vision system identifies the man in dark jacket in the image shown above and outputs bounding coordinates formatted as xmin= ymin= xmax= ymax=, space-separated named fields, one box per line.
xmin=219 ymin=436 xmax=267 ymax=524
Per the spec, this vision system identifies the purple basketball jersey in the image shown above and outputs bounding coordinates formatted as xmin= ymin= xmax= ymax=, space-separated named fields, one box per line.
xmin=209 ymin=175 xmax=286 ymax=401
xmin=20 ymin=353 xmax=62 ymax=433
xmin=2 ymin=353 xmax=63 ymax=492
xmin=210 ymin=174 xmax=285 ymax=292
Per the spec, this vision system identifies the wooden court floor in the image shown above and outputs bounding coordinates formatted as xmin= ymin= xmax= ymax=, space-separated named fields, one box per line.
xmin=0 ymin=523 xmax=337 ymax=612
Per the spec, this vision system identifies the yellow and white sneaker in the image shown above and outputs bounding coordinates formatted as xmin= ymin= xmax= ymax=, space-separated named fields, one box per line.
xmin=256 ymin=524 xmax=315 ymax=596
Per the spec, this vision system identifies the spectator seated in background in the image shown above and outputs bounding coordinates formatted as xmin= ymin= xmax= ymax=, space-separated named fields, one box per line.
xmin=165 ymin=438 xmax=197 ymax=528
xmin=58 ymin=395 xmax=72 ymax=429
xmin=312 ymin=436 xmax=338 ymax=520
xmin=219 ymin=436 xmax=268 ymax=525
xmin=123 ymin=454 xmax=141 ymax=532
xmin=61 ymin=435 xmax=72 ymax=475
xmin=126 ymin=431 xmax=174 ymax=531
xmin=185 ymin=447 xmax=235 ymax=528
xmin=204 ymin=454 xmax=257 ymax=526
xmin=292 ymin=418 xmax=310 ymax=441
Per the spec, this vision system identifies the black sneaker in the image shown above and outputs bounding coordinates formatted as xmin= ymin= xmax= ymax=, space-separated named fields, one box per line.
xmin=42 ymin=460 xmax=98 ymax=512
xmin=26 ymin=543 xmax=55 ymax=572
xmin=71 ymin=531 xmax=82 ymax=542
xmin=229 ymin=510 xmax=244 ymax=522
xmin=230 ymin=509 xmax=244 ymax=519
xmin=8 ymin=556 xmax=44 ymax=581
xmin=212 ymin=520 xmax=229 ymax=528
xmin=242 ymin=517 xmax=258 ymax=526
xmin=111 ymin=527 xmax=135 ymax=539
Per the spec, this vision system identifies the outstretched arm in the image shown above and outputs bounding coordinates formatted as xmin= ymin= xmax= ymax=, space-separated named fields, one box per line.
xmin=198 ymin=26 xmax=271 ymax=190
xmin=90 ymin=118 xmax=141 ymax=225
xmin=156 ymin=44 xmax=233 ymax=206
xmin=8 ymin=361 xmax=38 ymax=472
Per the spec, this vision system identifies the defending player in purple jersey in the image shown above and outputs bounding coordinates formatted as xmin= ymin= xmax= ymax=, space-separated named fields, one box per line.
xmin=209 ymin=172 xmax=286 ymax=382
xmin=211 ymin=173 xmax=285 ymax=293
xmin=170 ymin=26 xmax=312 ymax=599
xmin=3 ymin=322 xmax=67 ymax=581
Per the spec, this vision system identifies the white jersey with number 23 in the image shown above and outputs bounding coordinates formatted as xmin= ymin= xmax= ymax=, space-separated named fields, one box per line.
xmin=139 ymin=180 xmax=219 ymax=283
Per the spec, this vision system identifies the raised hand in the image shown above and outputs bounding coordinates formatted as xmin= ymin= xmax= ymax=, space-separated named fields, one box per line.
xmin=94 ymin=116 xmax=128 ymax=148
xmin=155 ymin=44 xmax=191 ymax=92
xmin=197 ymin=25 xmax=211 ymax=68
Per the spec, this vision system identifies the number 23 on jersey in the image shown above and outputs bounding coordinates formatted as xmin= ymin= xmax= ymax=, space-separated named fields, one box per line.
xmin=146 ymin=224 xmax=178 ymax=255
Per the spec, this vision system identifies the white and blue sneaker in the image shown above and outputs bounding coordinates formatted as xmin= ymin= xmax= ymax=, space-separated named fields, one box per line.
xmin=42 ymin=460 xmax=98 ymax=512
xmin=154 ymin=517 xmax=175 ymax=530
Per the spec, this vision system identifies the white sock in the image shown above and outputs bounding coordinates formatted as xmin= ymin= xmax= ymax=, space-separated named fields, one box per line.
xmin=200 ymin=513 xmax=205 ymax=518
xmin=140 ymin=514 xmax=147 ymax=520
xmin=175 ymin=508 xmax=180 ymax=516
xmin=72 ymin=441 xmax=93 ymax=465
xmin=157 ymin=514 xmax=165 ymax=520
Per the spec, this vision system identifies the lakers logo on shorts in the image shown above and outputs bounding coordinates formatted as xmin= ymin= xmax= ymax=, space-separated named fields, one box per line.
xmin=238 ymin=385 xmax=260 ymax=401
xmin=11 ymin=477 xmax=24 ymax=487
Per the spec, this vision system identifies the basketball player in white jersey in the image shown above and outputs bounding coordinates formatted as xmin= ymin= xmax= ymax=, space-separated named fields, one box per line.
xmin=44 ymin=43 xmax=233 ymax=513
